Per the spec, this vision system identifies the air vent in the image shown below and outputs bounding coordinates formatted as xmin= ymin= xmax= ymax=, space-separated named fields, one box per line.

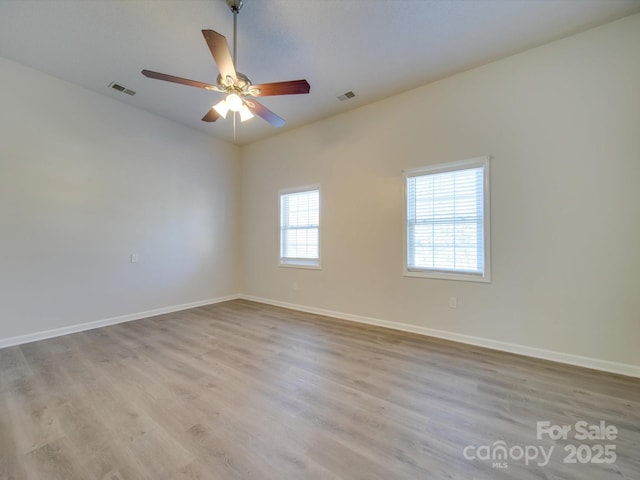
xmin=337 ymin=91 xmax=356 ymax=101
xmin=108 ymin=82 xmax=136 ymax=96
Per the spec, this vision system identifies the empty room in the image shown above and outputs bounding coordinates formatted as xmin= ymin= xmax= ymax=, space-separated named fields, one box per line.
xmin=1 ymin=0 xmax=639 ymax=479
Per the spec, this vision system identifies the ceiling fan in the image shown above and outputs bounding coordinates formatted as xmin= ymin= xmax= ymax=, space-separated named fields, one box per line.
xmin=141 ymin=0 xmax=310 ymax=128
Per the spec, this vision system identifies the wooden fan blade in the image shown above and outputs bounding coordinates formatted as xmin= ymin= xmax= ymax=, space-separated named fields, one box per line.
xmin=141 ymin=70 xmax=220 ymax=91
xmin=202 ymin=108 xmax=221 ymax=122
xmin=244 ymin=99 xmax=285 ymax=128
xmin=250 ymin=80 xmax=310 ymax=96
xmin=202 ymin=30 xmax=237 ymax=84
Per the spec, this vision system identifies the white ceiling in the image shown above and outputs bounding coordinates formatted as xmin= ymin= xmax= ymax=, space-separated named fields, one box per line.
xmin=1 ymin=0 xmax=639 ymax=145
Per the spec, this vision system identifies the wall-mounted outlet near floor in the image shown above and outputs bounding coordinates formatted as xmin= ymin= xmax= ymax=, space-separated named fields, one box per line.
xmin=449 ymin=296 xmax=457 ymax=309
xmin=130 ymin=253 xmax=139 ymax=264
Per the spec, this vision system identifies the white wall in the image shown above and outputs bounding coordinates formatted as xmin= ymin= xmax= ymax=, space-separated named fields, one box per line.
xmin=241 ymin=14 xmax=640 ymax=370
xmin=0 ymin=58 xmax=240 ymax=340
xmin=1 ymin=15 xmax=638 ymax=373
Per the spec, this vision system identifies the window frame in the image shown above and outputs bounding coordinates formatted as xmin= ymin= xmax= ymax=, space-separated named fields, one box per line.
xmin=403 ymin=156 xmax=491 ymax=283
xmin=278 ymin=184 xmax=322 ymax=270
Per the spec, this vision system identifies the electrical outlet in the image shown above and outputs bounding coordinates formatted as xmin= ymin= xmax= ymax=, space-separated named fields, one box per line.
xmin=449 ymin=296 xmax=457 ymax=309
xmin=130 ymin=253 xmax=139 ymax=264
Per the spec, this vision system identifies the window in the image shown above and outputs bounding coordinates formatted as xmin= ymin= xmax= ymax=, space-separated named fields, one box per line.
xmin=279 ymin=186 xmax=320 ymax=268
xmin=404 ymin=157 xmax=491 ymax=282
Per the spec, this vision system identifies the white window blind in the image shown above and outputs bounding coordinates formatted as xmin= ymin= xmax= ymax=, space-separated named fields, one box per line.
xmin=405 ymin=157 xmax=490 ymax=282
xmin=280 ymin=187 xmax=320 ymax=267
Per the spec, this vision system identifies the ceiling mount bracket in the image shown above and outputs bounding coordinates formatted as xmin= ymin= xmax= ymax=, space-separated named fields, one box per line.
xmin=225 ymin=0 xmax=243 ymax=14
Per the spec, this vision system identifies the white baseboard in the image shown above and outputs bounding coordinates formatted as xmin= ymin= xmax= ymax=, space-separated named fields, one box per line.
xmin=3 ymin=293 xmax=637 ymax=378
xmin=240 ymin=295 xmax=640 ymax=379
xmin=0 ymin=294 xmax=241 ymax=349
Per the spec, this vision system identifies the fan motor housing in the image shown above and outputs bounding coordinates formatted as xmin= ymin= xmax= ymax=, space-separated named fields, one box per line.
xmin=218 ymin=72 xmax=251 ymax=90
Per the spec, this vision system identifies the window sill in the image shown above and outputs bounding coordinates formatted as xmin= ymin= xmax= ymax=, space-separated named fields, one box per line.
xmin=279 ymin=261 xmax=322 ymax=270
xmin=404 ymin=269 xmax=491 ymax=283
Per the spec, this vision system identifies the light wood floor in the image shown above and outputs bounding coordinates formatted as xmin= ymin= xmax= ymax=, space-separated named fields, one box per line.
xmin=0 ymin=299 xmax=638 ymax=479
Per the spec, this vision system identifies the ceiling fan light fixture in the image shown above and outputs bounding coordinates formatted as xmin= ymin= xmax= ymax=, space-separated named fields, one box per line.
xmin=239 ymin=104 xmax=254 ymax=122
xmin=225 ymin=92 xmax=243 ymax=112
xmin=213 ymin=99 xmax=229 ymax=118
